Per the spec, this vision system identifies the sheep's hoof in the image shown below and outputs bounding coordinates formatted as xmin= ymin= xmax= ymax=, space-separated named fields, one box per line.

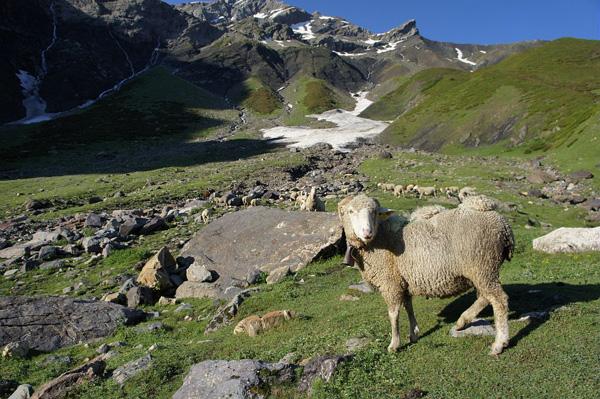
xmin=489 ymin=342 xmax=506 ymax=356
xmin=387 ymin=344 xmax=399 ymax=353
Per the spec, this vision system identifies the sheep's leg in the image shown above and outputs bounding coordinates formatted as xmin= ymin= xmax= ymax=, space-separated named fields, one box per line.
xmin=483 ymin=285 xmax=510 ymax=356
xmin=403 ymin=295 xmax=420 ymax=343
xmin=387 ymin=303 xmax=401 ymax=353
xmin=455 ymin=293 xmax=489 ymax=330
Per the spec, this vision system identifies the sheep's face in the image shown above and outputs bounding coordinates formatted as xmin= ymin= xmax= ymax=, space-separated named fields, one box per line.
xmin=338 ymin=195 xmax=394 ymax=248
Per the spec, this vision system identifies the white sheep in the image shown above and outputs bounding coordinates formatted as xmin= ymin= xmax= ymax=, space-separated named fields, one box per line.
xmin=393 ymin=185 xmax=405 ymax=197
xmin=414 ymin=185 xmax=437 ymax=199
xmin=301 ymin=187 xmax=325 ymax=212
xmin=201 ymin=208 xmax=213 ymax=224
xmin=250 ymin=198 xmax=260 ymax=207
xmin=338 ymin=194 xmax=514 ymax=355
xmin=444 ymin=186 xmax=460 ymax=199
xmin=458 ymin=186 xmax=477 ymax=202
xmin=242 ymin=195 xmax=253 ymax=206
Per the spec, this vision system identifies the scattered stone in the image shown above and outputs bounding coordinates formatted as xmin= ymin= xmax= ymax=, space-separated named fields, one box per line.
xmin=266 ymin=265 xmax=290 ymax=285
xmin=583 ymin=198 xmax=600 ymax=212
xmin=345 ymin=337 xmax=371 ymax=353
xmin=533 ymin=227 xmax=600 ymax=253
xmin=174 ymin=303 xmax=193 ymax=313
xmin=112 ymin=354 xmax=153 ymax=385
xmin=126 ymin=287 xmax=158 ymax=308
xmin=349 ymin=281 xmax=374 ymax=294
xmin=298 ymin=355 xmax=352 ymax=393
xmin=96 ymin=343 xmax=110 ymax=354
xmin=377 ymin=150 xmax=393 ymax=159
xmin=101 ymin=244 xmax=112 ymax=259
xmin=2 ymin=341 xmax=29 ymax=358
xmin=175 ymin=281 xmax=224 ymax=300
xmin=88 ymin=196 xmax=103 ymax=204
xmin=0 ymin=296 xmax=145 ymax=352
xmin=118 ymin=218 xmax=147 ymax=237
xmin=148 ymin=343 xmax=159 ymax=351
xmin=172 ymin=359 xmax=296 ymax=399
xmin=339 ymin=294 xmax=359 ymax=301
xmin=157 ymin=296 xmax=176 ymax=305
xmin=527 ymin=170 xmax=556 ymax=184
xmin=39 ymin=259 xmax=66 ymax=271
xmin=140 ymin=217 xmax=168 ymax=235
xmin=4 ymin=269 xmax=19 ymax=278
xmin=7 ymin=384 xmax=33 ymax=399
xmin=85 ymin=213 xmax=103 ymax=228
xmin=32 ymin=229 xmax=61 ymax=243
xmin=0 ymin=380 xmax=19 ymax=397
xmin=144 ymin=322 xmax=164 ymax=332
xmin=450 ymin=319 xmax=496 ymax=337
xmin=205 ymin=288 xmax=259 ymax=334
xmin=81 ymin=237 xmax=102 ymax=254
xmin=25 ymin=199 xmax=50 ymax=211
xmin=37 ymin=245 xmax=59 ymax=261
xmin=62 ymin=286 xmax=73 ymax=294
xmin=569 ymin=170 xmax=593 ymax=181
xmin=31 ymin=355 xmax=107 ymax=399
xmin=517 ymin=311 xmax=550 ymax=322
xmin=186 ymin=260 xmax=214 ymax=283
xmin=136 ymin=247 xmax=176 ymax=291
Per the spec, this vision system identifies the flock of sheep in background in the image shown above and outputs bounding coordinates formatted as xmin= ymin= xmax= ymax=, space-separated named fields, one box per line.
xmin=377 ymin=182 xmax=477 ymax=201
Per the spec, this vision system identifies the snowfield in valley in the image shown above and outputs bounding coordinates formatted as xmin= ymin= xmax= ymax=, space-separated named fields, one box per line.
xmin=262 ymin=92 xmax=389 ymax=151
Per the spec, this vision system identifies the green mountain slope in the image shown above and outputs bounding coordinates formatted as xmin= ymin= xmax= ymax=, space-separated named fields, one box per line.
xmin=363 ymin=38 xmax=600 ymax=171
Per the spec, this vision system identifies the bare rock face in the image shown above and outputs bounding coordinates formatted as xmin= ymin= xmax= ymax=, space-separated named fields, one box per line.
xmin=31 ymin=355 xmax=107 ymax=399
xmin=0 ymin=297 xmax=145 ymax=352
xmin=172 ymin=359 xmax=296 ymax=399
xmin=533 ymin=227 xmax=600 ymax=253
xmin=177 ymin=207 xmax=343 ymax=299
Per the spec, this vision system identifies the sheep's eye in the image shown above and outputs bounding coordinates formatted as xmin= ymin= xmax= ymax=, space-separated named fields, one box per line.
xmin=348 ymin=209 xmax=354 ymax=214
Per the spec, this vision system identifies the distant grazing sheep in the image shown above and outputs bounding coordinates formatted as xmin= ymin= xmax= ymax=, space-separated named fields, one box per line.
xmin=338 ymin=194 xmax=514 ymax=355
xmin=301 ymin=187 xmax=325 ymax=212
xmin=242 ymin=195 xmax=253 ymax=206
xmin=250 ymin=198 xmax=260 ymax=207
xmin=234 ymin=310 xmax=295 ymax=337
xmin=201 ymin=208 xmax=213 ymax=224
xmin=413 ymin=185 xmax=437 ymax=199
xmin=458 ymin=186 xmax=477 ymax=202
xmin=443 ymin=186 xmax=460 ymax=199
xmin=393 ymin=185 xmax=405 ymax=197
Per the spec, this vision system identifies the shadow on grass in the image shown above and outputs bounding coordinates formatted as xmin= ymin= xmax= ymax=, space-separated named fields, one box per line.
xmin=438 ymin=282 xmax=600 ymax=349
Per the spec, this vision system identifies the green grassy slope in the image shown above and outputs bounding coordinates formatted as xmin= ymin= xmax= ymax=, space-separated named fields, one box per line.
xmin=1 ymin=151 xmax=599 ymax=398
xmin=362 ymin=38 xmax=600 ymax=177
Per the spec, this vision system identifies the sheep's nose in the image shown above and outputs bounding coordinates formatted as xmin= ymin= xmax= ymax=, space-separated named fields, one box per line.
xmin=362 ymin=228 xmax=373 ymax=239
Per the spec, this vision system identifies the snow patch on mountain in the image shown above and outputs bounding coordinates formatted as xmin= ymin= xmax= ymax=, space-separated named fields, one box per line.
xmin=262 ymin=91 xmax=387 ymax=151
xmin=333 ymin=51 xmax=367 ymax=57
xmin=291 ymin=20 xmax=315 ymax=40
xmin=376 ymin=40 xmax=403 ymax=54
xmin=455 ymin=48 xmax=477 ymax=66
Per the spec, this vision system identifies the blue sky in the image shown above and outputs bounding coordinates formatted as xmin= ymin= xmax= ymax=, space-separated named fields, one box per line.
xmin=166 ymin=0 xmax=599 ymax=44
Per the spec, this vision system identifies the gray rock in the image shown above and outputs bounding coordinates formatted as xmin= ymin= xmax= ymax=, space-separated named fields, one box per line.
xmin=7 ymin=384 xmax=33 ymax=399
xmin=126 ymin=287 xmax=158 ymax=308
xmin=82 ymin=237 xmax=102 ymax=254
xmin=205 ymin=288 xmax=259 ymax=334
xmin=450 ymin=319 xmax=496 ymax=337
xmin=1 ymin=381 xmax=19 ymax=398
xmin=298 ymin=355 xmax=351 ymax=393
xmin=0 ymin=239 xmax=9 ymax=250
xmin=32 ymin=229 xmax=61 ymax=243
xmin=85 ymin=213 xmax=103 ymax=228
xmin=533 ymin=227 xmax=600 ymax=253
xmin=4 ymin=269 xmax=19 ymax=278
xmin=345 ymin=337 xmax=371 ymax=353
xmin=140 ymin=217 xmax=168 ymax=235
xmin=33 ymin=354 xmax=107 ymax=398
xmin=39 ymin=259 xmax=66 ymax=270
xmin=2 ymin=341 xmax=29 ymax=358
xmin=348 ymin=281 xmax=374 ymax=294
xmin=174 ymin=303 xmax=192 ymax=313
xmin=172 ymin=359 xmax=296 ymax=399
xmin=0 ymin=296 xmax=145 ymax=352
xmin=38 ymin=245 xmax=59 ymax=261
xmin=112 ymin=354 xmax=152 ymax=385
xmin=118 ymin=217 xmax=147 ymax=237
xmin=175 ymin=281 xmax=227 ymax=300
xmin=583 ymin=198 xmax=600 ymax=211
xmin=179 ymin=207 xmax=343 ymax=298
xmin=97 ymin=343 xmax=110 ymax=354
xmin=266 ymin=265 xmax=289 ymax=285
xmin=186 ymin=260 xmax=213 ymax=283
xmin=569 ymin=170 xmax=593 ymax=181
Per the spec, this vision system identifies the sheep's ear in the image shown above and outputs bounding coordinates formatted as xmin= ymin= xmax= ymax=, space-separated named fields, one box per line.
xmin=377 ymin=207 xmax=395 ymax=221
xmin=337 ymin=196 xmax=352 ymax=217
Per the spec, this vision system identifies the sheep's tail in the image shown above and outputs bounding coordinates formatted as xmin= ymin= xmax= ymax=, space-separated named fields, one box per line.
xmin=501 ymin=220 xmax=515 ymax=262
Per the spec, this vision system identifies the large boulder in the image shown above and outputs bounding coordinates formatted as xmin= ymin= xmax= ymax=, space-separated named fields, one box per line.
xmin=178 ymin=207 xmax=343 ymax=298
xmin=0 ymin=297 xmax=145 ymax=352
xmin=533 ymin=227 xmax=600 ymax=253
xmin=136 ymin=247 xmax=177 ymax=291
xmin=172 ymin=360 xmax=296 ymax=399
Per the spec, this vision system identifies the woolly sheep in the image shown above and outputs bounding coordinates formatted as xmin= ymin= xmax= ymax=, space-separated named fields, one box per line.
xmin=458 ymin=186 xmax=477 ymax=202
xmin=250 ymin=198 xmax=260 ymax=207
xmin=338 ymin=194 xmax=514 ymax=355
xmin=414 ymin=185 xmax=437 ymax=199
xmin=301 ymin=187 xmax=325 ymax=212
xmin=201 ymin=208 xmax=213 ymax=224
xmin=444 ymin=186 xmax=460 ymax=198
xmin=378 ymin=183 xmax=395 ymax=192
xmin=234 ymin=310 xmax=295 ymax=337
xmin=405 ymin=184 xmax=415 ymax=193
xmin=393 ymin=185 xmax=405 ymax=197
xmin=242 ymin=195 xmax=252 ymax=206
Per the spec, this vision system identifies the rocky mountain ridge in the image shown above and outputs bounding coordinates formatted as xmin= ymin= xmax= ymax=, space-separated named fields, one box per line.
xmin=1 ymin=0 xmax=536 ymax=124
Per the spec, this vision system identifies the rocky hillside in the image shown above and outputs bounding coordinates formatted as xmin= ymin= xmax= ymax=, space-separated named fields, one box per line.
xmin=1 ymin=0 xmax=535 ymax=124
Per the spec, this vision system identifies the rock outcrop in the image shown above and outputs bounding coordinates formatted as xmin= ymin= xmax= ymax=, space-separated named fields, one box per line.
xmin=533 ymin=227 xmax=600 ymax=254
